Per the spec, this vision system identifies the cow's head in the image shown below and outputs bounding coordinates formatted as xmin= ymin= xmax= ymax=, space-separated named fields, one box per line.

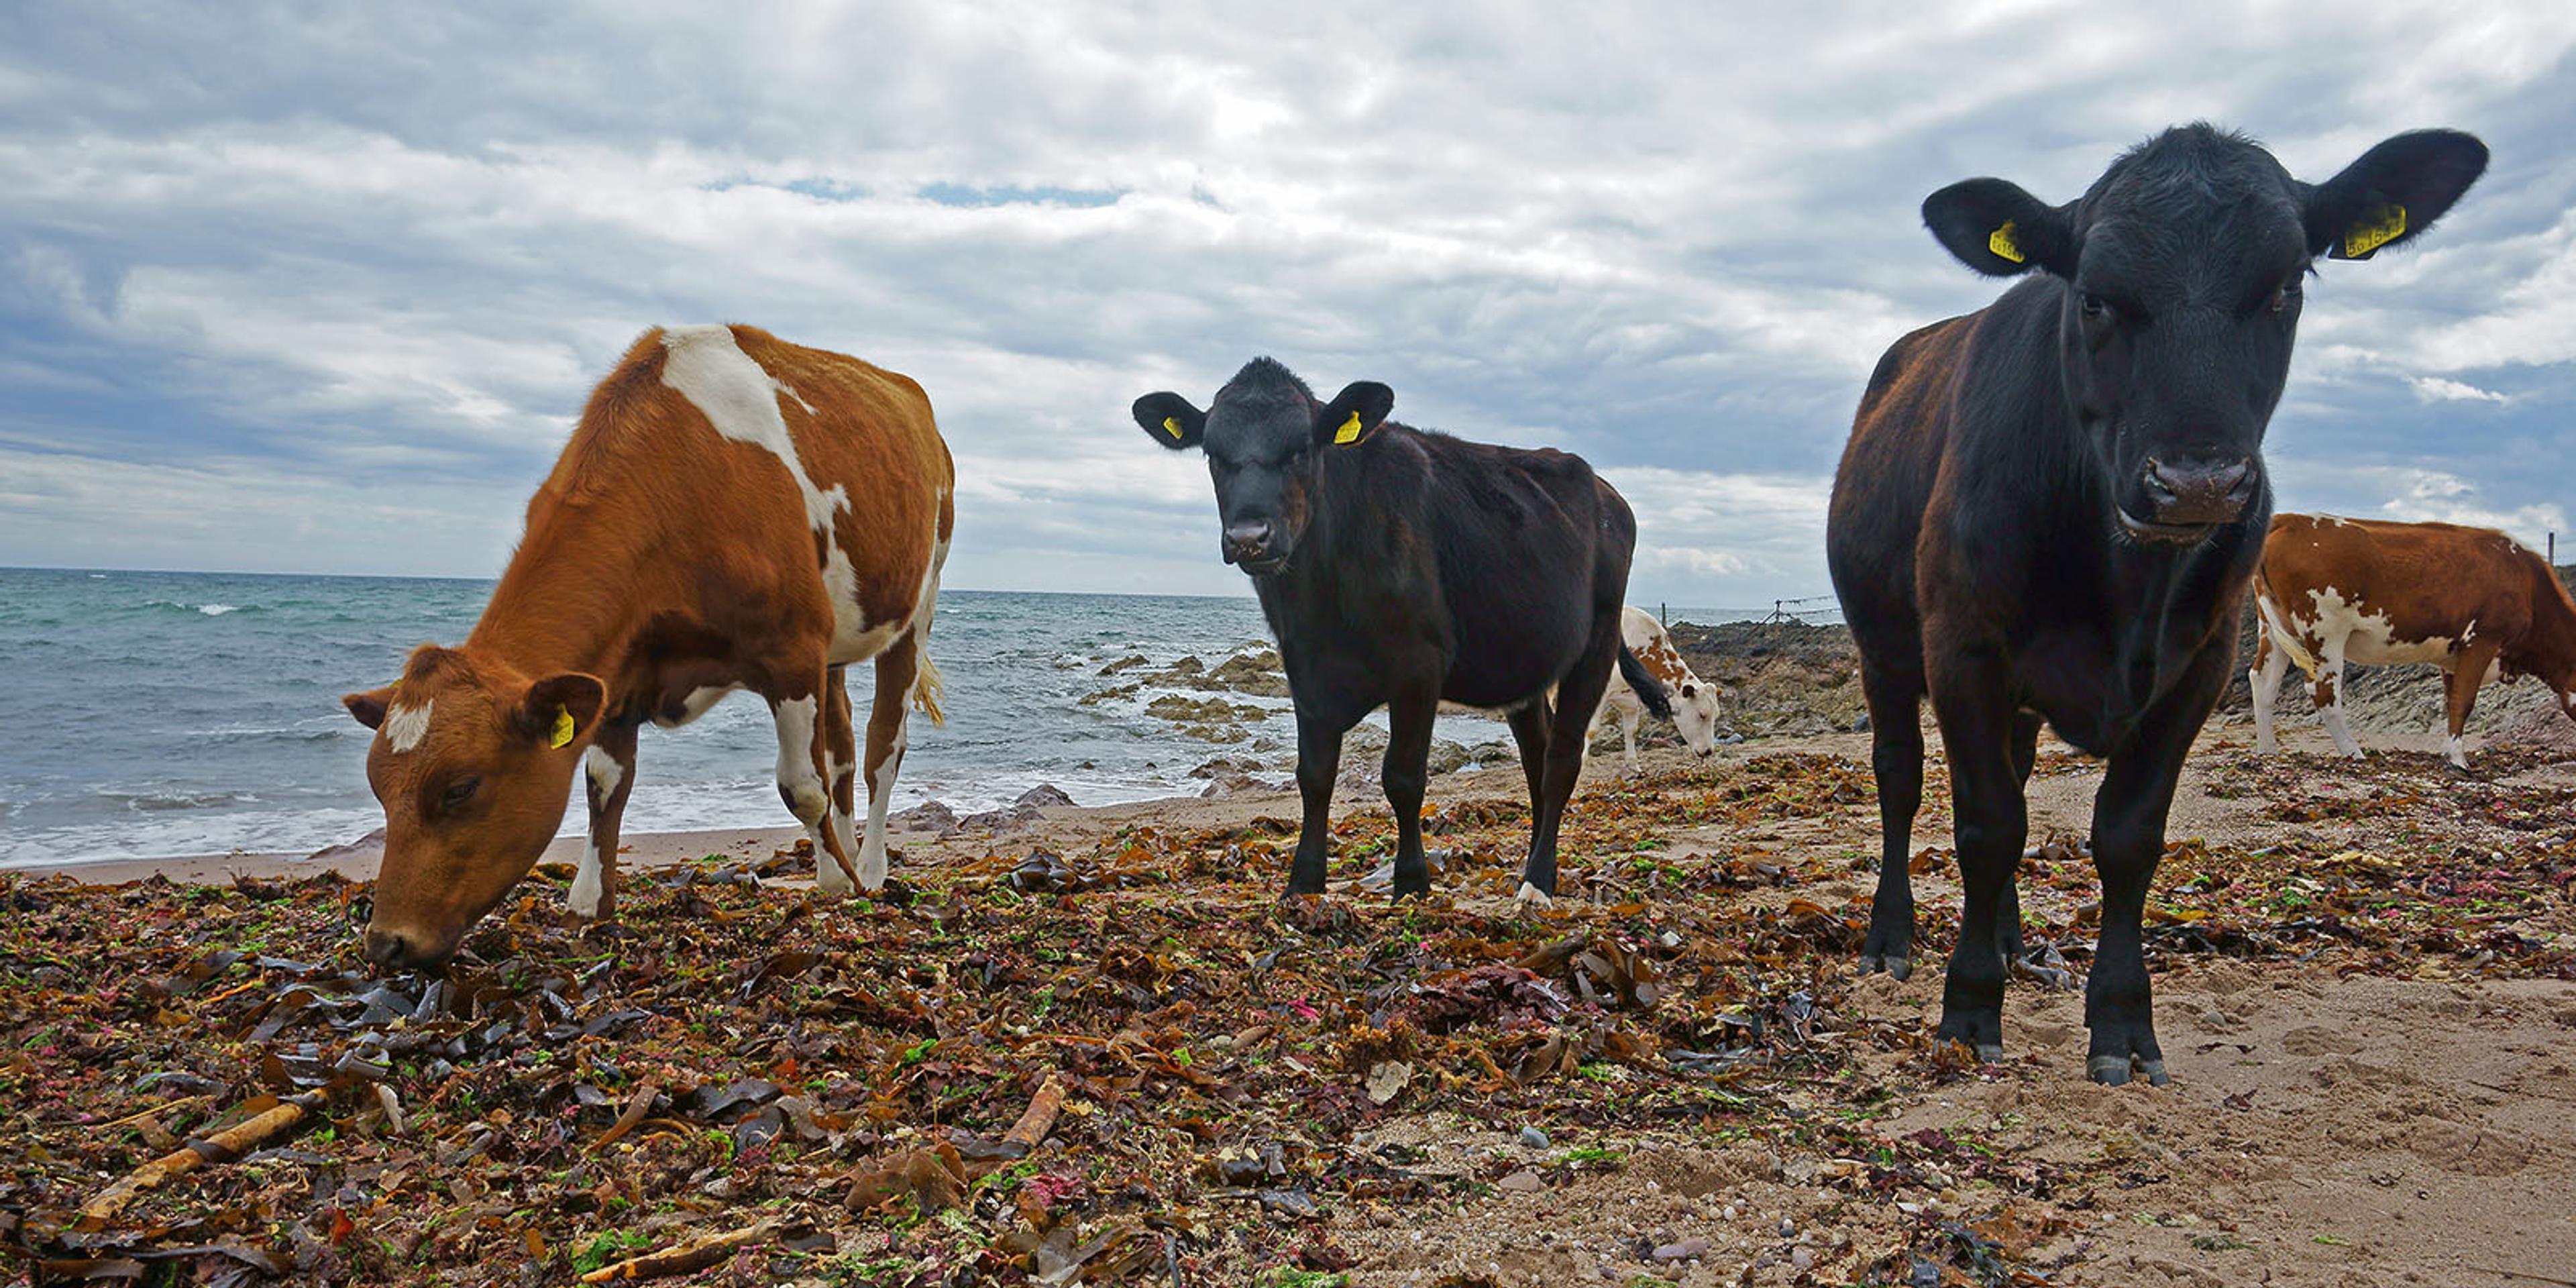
xmin=342 ymin=645 xmax=602 ymax=971
xmin=1669 ymin=679 xmax=1728 ymax=757
xmin=1921 ymin=124 xmax=2486 ymax=545
xmin=1133 ymin=358 xmax=1392 ymax=576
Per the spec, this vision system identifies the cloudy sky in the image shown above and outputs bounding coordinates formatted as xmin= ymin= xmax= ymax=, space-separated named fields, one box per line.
xmin=2 ymin=3 xmax=2570 ymax=608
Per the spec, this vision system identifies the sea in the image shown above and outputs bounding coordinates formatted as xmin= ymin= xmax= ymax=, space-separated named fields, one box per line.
xmin=0 ymin=567 xmax=1761 ymax=869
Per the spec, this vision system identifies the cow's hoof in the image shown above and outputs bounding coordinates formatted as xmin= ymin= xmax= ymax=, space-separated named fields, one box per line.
xmin=2088 ymin=1054 xmax=2170 ymax=1086
xmin=1975 ymin=1042 xmax=2004 ymax=1064
xmin=1857 ymin=953 xmax=1912 ymax=981
xmin=1391 ymin=883 xmax=1430 ymax=902
xmin=1513 ymin=882 xmax=1555 ymax=910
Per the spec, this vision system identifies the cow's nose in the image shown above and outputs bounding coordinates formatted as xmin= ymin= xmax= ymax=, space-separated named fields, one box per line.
xmin=2141 ymin=457 xmax=2255 ymax=525
xmin=1221 ymin=521 xmax=1275 ymax=565
xmin=364 ymin=926 xmax=413 ymax=971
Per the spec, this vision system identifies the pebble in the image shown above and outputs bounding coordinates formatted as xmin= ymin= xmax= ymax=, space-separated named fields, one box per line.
xmin=1499 ymin=1169 xmax=1544 ymax=1193
xmin=1652 ymin=1238 xmax=1711 ymax=1263
xmin=1519 ymin=1126 xmax=1551 ymax=1150
xmin=1790 ymin=1247 xmax=1815 ymax=1272
xmin=1778 ymin=1218 xmax=1796 ymax=1238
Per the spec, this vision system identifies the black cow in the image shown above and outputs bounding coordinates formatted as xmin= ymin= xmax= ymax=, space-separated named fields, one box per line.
xmin=1133 ymin=358 xmax=1655 ymax=902
xmin=1827 ymin=124 xmax=2486 ymax=1085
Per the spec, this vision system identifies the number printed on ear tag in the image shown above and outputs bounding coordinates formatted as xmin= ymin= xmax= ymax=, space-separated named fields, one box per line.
xmin=1988 ymin=220 xmax=2025 ymax=264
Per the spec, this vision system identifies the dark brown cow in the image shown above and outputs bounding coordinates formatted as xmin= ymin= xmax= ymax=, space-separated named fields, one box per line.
xmin=343 ymin=325 xmax=955 ymax=970
xmin=2253 ymin=514 xmax=2576 ymax=768
xmin=1829 ymin=124 xmax=2485 ymax=1085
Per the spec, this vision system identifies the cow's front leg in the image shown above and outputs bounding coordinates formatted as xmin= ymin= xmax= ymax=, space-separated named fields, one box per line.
xmin=573 ymin=720 xmax=637 ymax=920
xmin=2083 ymin=647 xmax=2226 ymax=1086
xmin=1287 ymin=712 xmax=1344 ymax=896
xmin=773 ymin=677 xmax=859 ymax=894
xmin=2249 ymin=633 xmax=2288 ymax=755
xmin=1927 ymin=649 xmax=2023 ymax=1062
xmin=1383 ymin=688 xmax=1437 ymax=899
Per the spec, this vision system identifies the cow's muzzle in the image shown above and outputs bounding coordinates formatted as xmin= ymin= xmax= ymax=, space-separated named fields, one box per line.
xmin=2139 ymin=456 xmax=2257 ymax=528
xmin=1221 ymin=521 xmax=1289 ymax=575
xmin=364 ymin=924 xmax=454 ymax=973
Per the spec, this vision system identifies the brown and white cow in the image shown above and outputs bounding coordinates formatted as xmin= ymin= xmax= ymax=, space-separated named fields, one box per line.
xmin=1590 ymin=606 xmax=1728 ymax=774
xmin=343 ymin=324 xmax=955 ymax=970
xmin=2252 ymin=514 xmax=2576 ymax=769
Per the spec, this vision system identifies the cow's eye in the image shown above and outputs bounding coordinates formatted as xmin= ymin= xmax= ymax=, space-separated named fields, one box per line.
xmin=2080 ymin=293 xmax=2113 ymax=322
xmin=440 ymin=777 xmax=480 ymax=812
xmin=2269 ymin=278 xmax=2300 ymax=315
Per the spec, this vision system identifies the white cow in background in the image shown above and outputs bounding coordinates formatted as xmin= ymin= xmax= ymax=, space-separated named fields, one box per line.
xmin=1593 ymin=606 xmax=1728 ymax=774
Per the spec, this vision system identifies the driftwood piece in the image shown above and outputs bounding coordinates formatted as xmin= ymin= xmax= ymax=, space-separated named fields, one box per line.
xmin=79 ymin=1095 xmax=316 ymax=1226
xmin=578 ymin=1218 xmax=778 ymax=1282
xmin=1003 ymin=1073 xmax=1069 ymax=1150
xmin=590 ymin=1081 xmax=660 ymax=1152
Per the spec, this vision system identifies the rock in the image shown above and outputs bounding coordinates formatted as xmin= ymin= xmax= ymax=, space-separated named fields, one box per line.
xmin=1497 ymin=1169 xmax=1544 ymax=1193
xmin=1425 ymin=739 xmax=1470 ymax=775
xmin=891 ymin=800 xmax=959 ymax=836
xmin=1653 ymin=1238 xmax=1710 ymax=1263
xmin=1200 ymin=769 xmax=1282 ymax=800
xmin=1789 ymin=1247 xmax=1813 ymax=1272
xmin=1465 ymin=738 xmax=1518 ymax=765
xmin=958 ymin=804 xmax=1042 ymax=833
xmin=1014 ymin=784 xmax=1076 ymax=810
xmin=1364 ymin=1060 xmax=1412 ymax=1106
xmin=1165 ymin=655 xmax=1205 ymax=677
xmin=1519 ymin=1126 xmax=1550 ymax=1150
xmin=1098 ymin=654 xmax=1150 ymax=675
xmin=307 ymin=827 xmax=386 ymax=865
xmin=1077 ymin=682 xmax=1140 ymax=706
xmin=1201 ymin=649 xmax=1289 ymax=697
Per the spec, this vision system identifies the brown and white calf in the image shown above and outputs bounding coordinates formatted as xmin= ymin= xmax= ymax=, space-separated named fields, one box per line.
xmin=2252 ymin=514 xmax=2576 ymax=769
xmin=343 ymin=324 xmax=954 ymax=970
xmin=1590 ymin=606 xmax=1727 ymax=773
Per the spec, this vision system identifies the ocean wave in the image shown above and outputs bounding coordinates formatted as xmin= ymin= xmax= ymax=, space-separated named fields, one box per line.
xmin=199 ymin=603 xmax=241 ymax=616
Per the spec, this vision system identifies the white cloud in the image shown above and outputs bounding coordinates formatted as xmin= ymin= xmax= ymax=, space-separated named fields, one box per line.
xmin=2408 ymin=375 xmax=2510 ymax=404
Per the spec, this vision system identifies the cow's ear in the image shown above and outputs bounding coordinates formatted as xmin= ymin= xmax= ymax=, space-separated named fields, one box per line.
xmin=1922 ymin=178 xmax=2076 ymax=278
xmin=1132 ymin=392 xmax=1206 ymax=451
xmin=2304 ymin=129 xmax=2487 ymax=262
xmin=1313 ymin=381 xmax=1394 ymax=449
xmin=516 ymin=673 xmax=605 ymax=751
xmin=343 ymin=685 xmax=395 ymax=731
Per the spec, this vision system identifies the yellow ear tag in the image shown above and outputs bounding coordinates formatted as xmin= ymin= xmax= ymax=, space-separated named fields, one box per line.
xmin=1161 ymin=416 xmax=1183 ymax=440
xmin=1988 ymin=220 xmax=2025 ymax=264
xmin=548 ymin=706 xmax=576 ymax=749
xmin=1333 ymin=411 xmax=1363 ymax=445
xmin=2341 ymin=203 xmax=2406 ymax=260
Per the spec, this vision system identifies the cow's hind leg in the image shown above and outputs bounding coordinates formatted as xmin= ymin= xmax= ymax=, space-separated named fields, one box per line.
xmin=2440 ymin=642 xmax=2499 ymax=773
xmin=773 ymin=674 xmax=860 ymax=895
xmin=1383 ymin=686 xmax=1437 ymax=898
xmin=572 ymin=720 xmax=638 ymax=920
xmin=2250 ymin=632 xmax=2287 ymax=755
xmin=857 ymin=639 xmax=924 ymax=891
xmin=1619 ymin=705 xmax=1642 ymax=777
xmin=1857 ymin=664 xmax=1926 ymax=979
xmin=1998 ymin=708 xmax=2043 ymax=965
xmin=2316 ymin=637 xmax=2363 ymax=758
xmin=1525 ymin=624 xmax=1619 ymax=904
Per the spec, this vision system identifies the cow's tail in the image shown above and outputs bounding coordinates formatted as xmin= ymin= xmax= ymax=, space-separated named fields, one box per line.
xmin=2250 ymin=577 xmax=2320 ymax=682
xmin=1615 ymin=643 xmax=1674 ymax=720
xmin=911 ymin=648 xmax=948 ymax=727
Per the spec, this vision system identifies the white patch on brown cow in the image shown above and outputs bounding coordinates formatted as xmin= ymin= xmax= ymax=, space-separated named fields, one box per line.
xmin=382 ymin=701 xmax=433 ymax=753
xmin=658 ymin=326 xmax=871 ymax=658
